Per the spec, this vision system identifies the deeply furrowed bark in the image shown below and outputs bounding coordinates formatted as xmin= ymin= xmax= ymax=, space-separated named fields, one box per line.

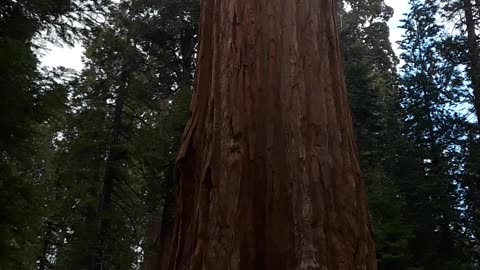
xmin=164 ymin=0 xmax=377 ymax=269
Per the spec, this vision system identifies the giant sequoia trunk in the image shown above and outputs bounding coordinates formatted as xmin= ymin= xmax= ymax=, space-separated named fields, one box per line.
xmin=165 ymin=0 xmax=377 ymax=269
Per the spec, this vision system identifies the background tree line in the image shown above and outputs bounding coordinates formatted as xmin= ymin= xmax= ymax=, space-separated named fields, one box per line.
xmin=1 ymin=0 xmax=480 ymax=269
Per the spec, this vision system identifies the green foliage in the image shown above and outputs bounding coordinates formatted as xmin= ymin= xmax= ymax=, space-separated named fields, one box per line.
xmin=19 ymin=1 xmax=199 ymax=269
xmin=341 ymin=1 xmax=415 ymax=268
xmin=396 ymin=0 xmax=476 ymax=268
xmin=342 ymin=0 xmax=477 ymax=268
xmin=368 ymin=167 xmax=413 ymax=270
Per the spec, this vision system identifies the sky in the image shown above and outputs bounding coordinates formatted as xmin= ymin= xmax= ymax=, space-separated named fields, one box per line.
xmin=40 ymin=42 xmax=85 ymax=71
xmin=39 ymin=1 xmax=411 ymax=71
xmin=385 ymin=0 xmax=410 ymax=53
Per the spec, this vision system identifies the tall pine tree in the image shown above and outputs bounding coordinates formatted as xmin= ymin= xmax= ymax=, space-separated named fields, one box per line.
xmin=398 ymin=0 xmax=474 ymax=268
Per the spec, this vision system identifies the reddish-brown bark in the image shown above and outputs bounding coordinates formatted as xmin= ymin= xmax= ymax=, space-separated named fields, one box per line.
xmin=163 ymin=0 xmax=377 ymax=269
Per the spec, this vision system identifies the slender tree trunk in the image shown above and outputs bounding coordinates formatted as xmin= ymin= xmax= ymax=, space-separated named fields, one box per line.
xmin=145 ymin=163 xmax=177 ymax=270
xmin=166 ymin=0 xmax=377 ymax=269
xmin=144 ymin=172 xmax=166 ymax=270
xmin=39 ymin=166 xmax=61 ymax=270
xmin=89 ymin=75 xmax=128 ymax=270
xmin=464 ymin=0 xmax=480 ymax=123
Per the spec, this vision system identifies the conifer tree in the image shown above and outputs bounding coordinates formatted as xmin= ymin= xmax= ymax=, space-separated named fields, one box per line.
xmin=398 ymin=0 xmax=474 ymax=268
xmin=35 ymin=1 xmax=197 ymax=269
xmin=340 ymin=1 xmax=414 ymax=268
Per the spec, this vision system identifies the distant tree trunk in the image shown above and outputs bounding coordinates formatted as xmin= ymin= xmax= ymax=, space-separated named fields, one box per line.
xmin=464 ymin=0 xmax=480 ymax=123
xmin=89 ymin=74 xmax=128 ymax=270
xmin=144 ymin=171 xmax=167 ymax=270
xmin=165 ymin=0 xmax=377 ymax=269
xmin=39 ymin=167 xmax=61 ymax=270
xmin=145 ymin=163 xmax=177 ymax=270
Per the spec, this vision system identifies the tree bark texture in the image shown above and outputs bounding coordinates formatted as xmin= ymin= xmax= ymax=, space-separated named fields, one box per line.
xmin=165 ymin=0 xmax=377 ymax=269
xmin=464 ymin=0 xmax=480 ymax=123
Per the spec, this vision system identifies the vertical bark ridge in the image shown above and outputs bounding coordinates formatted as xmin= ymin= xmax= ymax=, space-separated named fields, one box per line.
xmin=165 ymin=0 xmax=377 ymax=269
